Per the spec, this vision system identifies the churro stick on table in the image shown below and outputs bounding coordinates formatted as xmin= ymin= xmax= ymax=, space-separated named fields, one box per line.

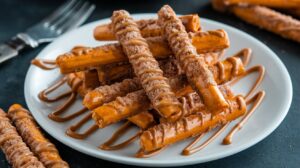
xmin=111 ymin=10 xmax=182 ymax=121
xmin=231 ymin=5 xmax=300 ymax=43
xmin=8 ymin=104 xmax=69 ymax=168
xmin=139 ymin=95 xmax=246 ymax=153
xmin=0 ymin=109 xmax=45 ymax=168
xmin=158 ymin=5 xmax=228 ymax=114
xmin=94 ymin=14 xmax=201 ymax=40
xmin=56 ymin=29 xmax=229 ymax=74
xmin=224 ymin=0 xmax=300 ymax=8
xmin=84 ymin=55 xmax=245 ymax=111
xmin=212 ymin=0 xmax=300 ymax=43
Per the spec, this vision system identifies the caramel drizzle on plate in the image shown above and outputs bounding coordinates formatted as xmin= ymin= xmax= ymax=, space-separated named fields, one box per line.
xmin=31 ymin=59 xmax=57 ymax=70
xmin=33 ymin=48 xmax=266 ymax=156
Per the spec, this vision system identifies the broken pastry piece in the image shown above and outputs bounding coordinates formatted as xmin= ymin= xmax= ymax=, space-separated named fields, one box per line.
xmin=139 ymin=95 xmax=246 ymax=153
xmin=8 ymin=104 xmax=69 ymax=168
xmin=111 ymin=10 xmax=182 ymax=121
xmin=158 ymin=5 xmax=228 ymax=114
xmin=56 ymin=29 xmax=229 ymax=74
xmin=94 ymin=14 xmax=201 ymax=40
xmin=0 ymin=109 xmax=45 ymax=168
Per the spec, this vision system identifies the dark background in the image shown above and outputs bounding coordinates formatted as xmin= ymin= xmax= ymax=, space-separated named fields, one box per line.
xmin=0 ymin=0 xmax=299 ymax=167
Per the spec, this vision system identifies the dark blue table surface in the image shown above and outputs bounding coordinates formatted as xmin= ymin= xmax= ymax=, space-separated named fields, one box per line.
xmin=0 ymin=0 xmax=299 ymax=167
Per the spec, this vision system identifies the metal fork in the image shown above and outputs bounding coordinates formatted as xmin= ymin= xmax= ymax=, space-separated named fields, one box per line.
xmin=0 ymin=0 xmax=95 ymax=63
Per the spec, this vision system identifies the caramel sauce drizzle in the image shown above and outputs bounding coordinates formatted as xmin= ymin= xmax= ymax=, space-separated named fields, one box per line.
xmin=31 ymin=59 xmax=57 ymax=70
xmin=182 ymin=63 xmax=265 ymax=155
xmin=66 ymin=113 xmax=98 ymax=139
xmin=182 ymin=124 xmax=229 ymax=155
xmin=135 ymin=146 xmax=167 ymax=158
xmin=39 ymin=77 xmax=71 ymax=102
xmin=223 ymin=91 xmax=265 ymax=145
xmin=99 ymin=121 xmax=142 ymax=150
xmin=34 ymin=48 xmax=266 ymax=157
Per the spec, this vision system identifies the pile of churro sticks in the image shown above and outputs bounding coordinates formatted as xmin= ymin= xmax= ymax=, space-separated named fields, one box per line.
xmin=0 ymin=104 xmax=69 ymax=168
xmin=33 ymin=5 xmax=266 ymax=158
xmin=212 ymin=0 xmax=300 ymax=43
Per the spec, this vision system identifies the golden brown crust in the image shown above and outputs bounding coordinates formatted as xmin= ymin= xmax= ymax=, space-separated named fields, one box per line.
xmin=158 ymin=5 xmax=228 ymax=114
xmin=56 ymin=30 xmax=229 ymax=74
xmin=231 ymin=5 xmax=300 ymax=43
xmin=94 ymin=14 xmax=201 ymax=40
xmin=111 ymin=10 xmax=182 ymax=121
xmin=8 ymin=104 xmax=69 ymax=168
xmin=140 ymin=95 xmax=246 ymax=152
xmin=0 ymin=109 xmax=45 ymax=168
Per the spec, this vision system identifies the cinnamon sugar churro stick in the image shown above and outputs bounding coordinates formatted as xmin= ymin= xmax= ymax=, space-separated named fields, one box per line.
xmin=224 ymin=0 xmax=300 ymax=8
xmin=158 ymin=5 xmax=228 ymax=114
xmin=56 ymin=30 xmax=229 ymax=74
xmin=94 ymin=14 xmax=201 ymax=40
xmin=95 ymin=52 xmax=222 ymax=84
xmin=8 ymin=104 xmax=69 ymax=168
xmin=139 ymin=95 xmax=246 ymax=153
xmin=212 ymin=0 xmax=300 ymax=43
xmin=84 ymin=55 xmax=245 ymax=111
xmin=92 ymin=84 xmax=233 ymax=128
xmin=0 ymin=109 xmax=45 ymax=168
xmin=83 ymin=78 xmax=142 ymax=110
xmin=111 ymin=10 xmax=182 ymax=121
xmin=231 ymin=5 xmax=300 ymax=43
xmin=92 ymin=90 xmax=150 ymax=128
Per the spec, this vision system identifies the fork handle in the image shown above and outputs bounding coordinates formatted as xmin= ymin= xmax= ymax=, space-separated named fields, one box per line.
xmin=0 ymin=33 xmax=38 ymax=63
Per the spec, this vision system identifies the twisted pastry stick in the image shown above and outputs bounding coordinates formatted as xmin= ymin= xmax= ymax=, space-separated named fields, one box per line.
xmin=158 ymin=5 xmax=228 ymax=114
xmin=8 ymin=104 xmax=69 ymax=168
xmin=94 ymin=14 xmax=201 ymax=40
xmin=56 ymin=29 xmax=229 ymax=74
xmin=224 ymin=0 xmax=300 ymax=8
xmin=111 ymin=10 xmax=182 ymax=121
xmin=0 ymin=109 xmax=45 ymax=168
xmin=139 ymin=95 xmax=246 ymax=153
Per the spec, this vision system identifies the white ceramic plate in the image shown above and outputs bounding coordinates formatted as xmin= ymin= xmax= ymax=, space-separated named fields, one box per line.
xmin=24 ymin=14 xmax=292 ymax=167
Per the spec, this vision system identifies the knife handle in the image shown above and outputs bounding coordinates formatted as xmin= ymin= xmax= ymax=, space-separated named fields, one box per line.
xmin=0 ymin=35 xmax=27 ymax=63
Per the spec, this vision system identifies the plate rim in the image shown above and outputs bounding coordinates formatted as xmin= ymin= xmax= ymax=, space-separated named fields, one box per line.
xmin=24 ymin=13 xmax=293 ymax=167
